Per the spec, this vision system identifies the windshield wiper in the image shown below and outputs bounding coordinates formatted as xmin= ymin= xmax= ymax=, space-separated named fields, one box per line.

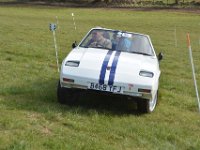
xmin=79 ymin=46 xmax=88 ymax=48
xmin=131 ymin=51 xmax=152 ymax=56
xmin=115 ymin=50 xmax=152 ymax=56
xmin=80 ymin=45 xmax=112 ymax=50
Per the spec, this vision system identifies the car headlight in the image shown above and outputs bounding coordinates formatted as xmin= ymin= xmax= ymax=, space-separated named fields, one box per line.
xmin=139 ymin=71 xmax=154 ymax=78
xmin=65 ymin=61 xmax=80 ymax=67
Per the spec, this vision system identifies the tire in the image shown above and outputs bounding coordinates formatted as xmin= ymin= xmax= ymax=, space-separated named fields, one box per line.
xmin=57 ymin=81 xmax=79 ymax=105
xmin=137 ymin=91 xmax=158 ymax=113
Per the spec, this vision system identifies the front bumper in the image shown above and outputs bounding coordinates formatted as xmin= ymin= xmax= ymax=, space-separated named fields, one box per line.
xmin=60 ymin=80 xmax=153 ymax=100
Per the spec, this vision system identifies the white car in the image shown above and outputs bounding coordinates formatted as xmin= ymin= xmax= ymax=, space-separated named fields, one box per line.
xmin=57 ymin=27 xmax=163 ymax=113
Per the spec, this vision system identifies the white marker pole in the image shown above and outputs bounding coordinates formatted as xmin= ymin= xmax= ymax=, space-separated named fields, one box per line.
xmin=174 ymin=26 xmax=177 ymax=47
xmin=56 ymin=16 xmax=59 ymax=30
xmin=71 ymin=13 xmax=77 ymax=31
xmin=187 ymin=33 xmax=200 ymax=112
xmin=50 ymin=24 xmax=59 ymax=73
xmin=53 ymin=31 xmax=59 ymax=73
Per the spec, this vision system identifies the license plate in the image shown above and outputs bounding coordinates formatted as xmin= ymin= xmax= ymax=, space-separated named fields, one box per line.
xmin=88 ymin=82 xmax=123 ymax=93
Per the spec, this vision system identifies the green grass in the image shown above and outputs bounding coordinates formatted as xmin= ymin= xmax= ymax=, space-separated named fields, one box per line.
xmin=0 ymin=6 xmax=200 ymax=150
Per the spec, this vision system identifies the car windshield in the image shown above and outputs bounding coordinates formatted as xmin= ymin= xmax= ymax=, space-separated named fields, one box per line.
xmin=79 ymin=29 xmax=154 ymax=56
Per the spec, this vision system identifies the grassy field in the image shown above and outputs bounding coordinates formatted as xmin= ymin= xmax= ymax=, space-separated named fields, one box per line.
xmin=0 ymin=6 xmax=200 ymax=150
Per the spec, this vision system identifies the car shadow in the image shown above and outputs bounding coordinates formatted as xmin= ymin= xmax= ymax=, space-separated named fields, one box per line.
xmin=72 ymin=91 xmax=139 ymax=116
xmin=1 ymin=78 xmax=142 ymax=116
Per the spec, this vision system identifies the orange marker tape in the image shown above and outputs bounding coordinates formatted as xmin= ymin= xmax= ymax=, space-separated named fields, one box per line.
xmin=187 ymin=33 xmax=191 ymax=47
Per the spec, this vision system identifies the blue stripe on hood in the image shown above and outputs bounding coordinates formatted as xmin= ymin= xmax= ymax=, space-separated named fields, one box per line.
xmin=108 ymin=51 xmax=121 ymax=85
xmin=99 ymin=50 xmax=113 ymax=85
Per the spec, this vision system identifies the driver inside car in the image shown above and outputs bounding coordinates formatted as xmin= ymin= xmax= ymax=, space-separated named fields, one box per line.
xmin=87 ymin=30 xmax=112 ymax=49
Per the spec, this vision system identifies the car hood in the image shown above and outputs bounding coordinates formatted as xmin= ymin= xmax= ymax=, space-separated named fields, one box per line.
xmin=62 ymin=47 xmax=159 ymax=84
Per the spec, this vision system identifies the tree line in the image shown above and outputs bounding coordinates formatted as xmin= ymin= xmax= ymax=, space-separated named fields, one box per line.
xmin=15 ymin=0 xmax=200 ymax=5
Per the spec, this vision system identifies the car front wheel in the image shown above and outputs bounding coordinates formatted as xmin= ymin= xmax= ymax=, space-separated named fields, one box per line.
xmin=137 ymin=91 xmax=158 ymax=113
xmin=57 ymin=81 xmax=79 ymax=105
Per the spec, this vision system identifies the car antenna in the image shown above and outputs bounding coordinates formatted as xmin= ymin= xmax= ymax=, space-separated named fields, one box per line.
xmin=49 ymin=23 xmax=60 ymax=73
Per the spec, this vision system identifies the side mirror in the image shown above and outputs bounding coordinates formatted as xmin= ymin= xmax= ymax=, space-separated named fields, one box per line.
xmin=72 ymin=41 xmax=77 ymax=48
xmin=158 ymin=52 xmax=163 ymax=61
